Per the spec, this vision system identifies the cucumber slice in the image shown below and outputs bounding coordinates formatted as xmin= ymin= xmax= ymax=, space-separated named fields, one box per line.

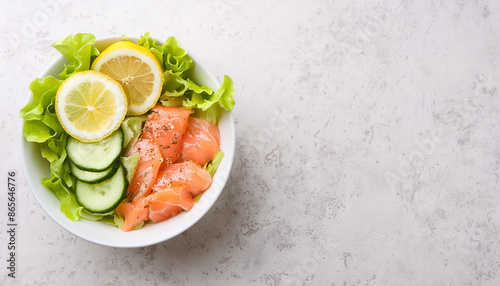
xmin=70 ymin=160 xmax=120 ymax=184
xmin=75 ymin=164 xmax=128 ymax=213
xmin=67 ymin=129 xmax=124 ymax=171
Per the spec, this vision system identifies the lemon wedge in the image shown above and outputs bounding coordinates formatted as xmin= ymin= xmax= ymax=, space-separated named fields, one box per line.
xmin=56 ymin=70 xmax=128 ymax=142
xmin=91 ymin=41 xmax=163 ymax=115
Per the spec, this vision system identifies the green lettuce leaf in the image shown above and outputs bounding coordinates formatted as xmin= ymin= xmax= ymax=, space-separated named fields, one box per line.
xmin=39 ymin=143 xmax=59 ymax=162
xmin=191 ymin=104 xmax=222 ymax=125
xmin=38 ymin=132 xmax=82 ymax=221
xmin=133 ymin=221 xmax=145 ymax=230
xmin=41 ymin=176 xmax=70 ymax=202
xmin=41 ymin=175 xmax=81 ymax=221
xmin=160 ymin=97 xmax=184 ymax=107
xmin=78 ymin=209 xmax=115 ymax=221
xmin=197 ymin=75 xmax=235 ymax=111
xmin=22 ymin=120 xmax=54 ymax=143
xmin=101 ymin=213 xmax=119 ymax=226
xmin=204 ymin=151 xmax=225 ymax=177
xmin=183 ymin=75 xmax=234 ymax=112
xmin=112 ymin=212 xmax=125 ymax=229
xmin=182 ymin=92 xmax=205 ymax=110
xmin=137 ymin=33 xmax=193 ymax=78
xmin=19 ymin=76 xmax=62 ymax=121
xmin=121 ymin=115 xmax=148 ymax=153
xmin=184 ymin=76 xmax=235 ymax=124
xmin=52 ymin=33 xmax=100 ymax=79
xmin=120 ymin=153 xmax=140 ymax=183
xmin=187 ymin=79 xmax=213 ymax=95
xmin=46 ymin=131 xmax=68 ymax=159
xmin=20 ymin=76 xmax=63 ymax=144
xmin=60 ymin=192 xmax=82 ymax=221
xmin=160 ymin=70 xmax=189 ymax=99
xmin=47 ymin=133 xmax=66 ymax=167
xmin=181 ymin=79 xmax=216 ymax=122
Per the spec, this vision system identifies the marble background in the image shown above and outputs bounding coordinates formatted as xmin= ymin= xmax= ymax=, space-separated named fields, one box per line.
xmin=1 ymin=0 xmax=500 ymax=285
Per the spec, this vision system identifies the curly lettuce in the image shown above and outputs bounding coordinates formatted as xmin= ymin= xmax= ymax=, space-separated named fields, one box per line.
xmin=160 ymin=70 xmax=189 ymax=99
xmin=137 ymin=32 xmax=193 ymax=78
xmin=121 ymin=115 xmax=148 ymax=154
xmin=183 ymin=75 xmax=235 ymax=124
xmin=51 ymin=33 xmax=100 ymax=80
xmin=135 ymin=33 xmax=235 ymax=124
xmin=157 ymin=72 xmax=235 ymax=125
xmin=20 ymin=33 xmax=100 ymax=221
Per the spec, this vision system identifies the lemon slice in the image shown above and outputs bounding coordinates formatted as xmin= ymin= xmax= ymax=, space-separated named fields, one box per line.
xmin=91 ymin=41 xmax=163 ymax=115
xmin=56 ymin=70 xmax=128 ymax=142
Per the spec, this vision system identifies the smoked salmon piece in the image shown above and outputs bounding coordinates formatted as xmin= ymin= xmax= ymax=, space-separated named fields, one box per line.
xmin=115 ymin=196 xmax=151 ymax=232
xmin=115 ymin=106 xmax=222 ymax=231
xmin=154 ymin=161 xmax=213 ymax=197
xmin=148 ymin=184 xmax=191 ymax=223
xmin=181 ymin=117 xmax=220 ymax=167
xmin=142 ymin=106 xmax=191 ymax=164
xmin=149 ymin=202 xmax=182 ymax=223
xmin=117 ymin=184 xmax=195 ymax=230
xmin=126 ymin=138 xmax=163 ymax=201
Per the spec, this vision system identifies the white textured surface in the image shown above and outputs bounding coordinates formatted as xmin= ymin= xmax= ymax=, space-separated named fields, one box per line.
xmin=1 ymin=0 xmax=500 ymax=285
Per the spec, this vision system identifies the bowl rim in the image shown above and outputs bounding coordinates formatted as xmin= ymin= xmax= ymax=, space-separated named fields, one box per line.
xmin=19 ymin=35 xmax=235 ymax=248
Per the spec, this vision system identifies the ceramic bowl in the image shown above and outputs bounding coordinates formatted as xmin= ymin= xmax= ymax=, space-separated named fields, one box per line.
xmin=20 ymin=36 xmax=235 ymax=248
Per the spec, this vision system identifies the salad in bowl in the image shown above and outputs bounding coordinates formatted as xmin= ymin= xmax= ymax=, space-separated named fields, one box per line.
xmin=19 ymin=33 xmax=235 ymax=246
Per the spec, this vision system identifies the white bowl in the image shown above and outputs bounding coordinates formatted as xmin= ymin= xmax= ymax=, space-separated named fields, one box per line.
xmin=19 ymin=36 xmax=235 ymax=248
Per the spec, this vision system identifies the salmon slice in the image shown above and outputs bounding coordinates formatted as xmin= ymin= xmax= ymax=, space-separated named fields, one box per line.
xmin=154 ymin=161 xmax=213 ymax=197
xmin=181 ymin=117 xmax=221 ymax=167
xmin=154 ymin=183 xmax=195 ymax=211
xmin=149 ymin=202 xmax=182 ymax=223
xmin=148 ymin=184 xmax=192 ymax=223
xmin=115 ymin=196 xmax=151 ymax=232
xmin=127 ymin=138 xmax=163 ymax=201
xmin=142 ymin=105 xmax=191 ymax=164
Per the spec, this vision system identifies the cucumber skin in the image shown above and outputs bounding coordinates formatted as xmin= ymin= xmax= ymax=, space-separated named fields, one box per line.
xmin=75 ymin=165 xmax=128 ymax=213
xmin=70 ymin=160 xmax=120 ymax=184
xmin=67 ymin=129 xmax=124 ymax=172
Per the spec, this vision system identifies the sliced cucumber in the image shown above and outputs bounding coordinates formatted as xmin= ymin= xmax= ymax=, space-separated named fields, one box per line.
xmin=67 ymin=129 xmax=124 ymax=172
xmin=70 ymin=160 xmax=120 ymax=184
xmin=75 ymin=164 xmax=128 ymax=213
